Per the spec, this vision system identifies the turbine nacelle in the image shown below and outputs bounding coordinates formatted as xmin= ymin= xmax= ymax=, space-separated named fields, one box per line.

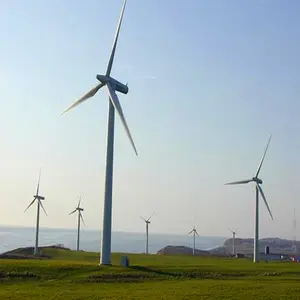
xmin=34 ymin=195 xmax=45 ymax=201
xmin=96 ymin=75 xmax=129 ymax=94
xmin=252 ymin=177 xmax=263 ymax=184
xmin=188 ymin=228 xmax=199 ymax=236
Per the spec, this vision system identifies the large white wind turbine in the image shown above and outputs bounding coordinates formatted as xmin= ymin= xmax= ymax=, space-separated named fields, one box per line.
xmin=62 ymin=0 xmax=137 ymax=265
xmin=228 ymin=228 xmax=237 ymax=256
xmin=188 ymin=224 xmax=199 ymax=255
xmin=69 ymin=195 xmax=85 ymax=251
xmin=140 ymin=213 xmax=154 ymax=254
xmin=24 ymin=170 xmax=47 ymax=256
xmin=225 ymin=135 xmax=273 ymax=263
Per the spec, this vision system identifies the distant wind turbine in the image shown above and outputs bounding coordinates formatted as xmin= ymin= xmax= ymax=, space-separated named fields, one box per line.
xmin=225 ymin=135 xmax=273 ymax=263
xmin=61 ymin=0 xmax=137 ymax=265
xmin=140 ymin=213 xmax=154 ymax=254
xmin=24 ymin=169 xmax=47 ymax=256
xmin=228 ymin=228 xmax=237 ymax=256
xmin=69 ymin=194 xmax=85 ymax=251
xmin=188 ymin=224 xmax=199 ymax=256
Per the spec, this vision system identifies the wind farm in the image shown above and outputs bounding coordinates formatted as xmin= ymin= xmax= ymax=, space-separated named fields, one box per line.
xmin=1 ymin=0 xmax=300 ymax=299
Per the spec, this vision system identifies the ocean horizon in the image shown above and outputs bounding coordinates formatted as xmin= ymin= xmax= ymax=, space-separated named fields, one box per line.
xmin=0 ymin=225 xmax=227 ymax=255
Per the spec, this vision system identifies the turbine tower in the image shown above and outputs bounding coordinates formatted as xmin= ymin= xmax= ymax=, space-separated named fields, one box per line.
xmin=188 ymin=224 xmax=199 ymax=255
xmin=140 ymin=213 xmax=154 ymax=254
xmin=62 ymin=0 xmax=137 ymax=265
xmin=293 ymin=203 xmax=297 ymax=254
xmin=69 ymin=194 xmax=85 ymax=251
xmin=228 ymin=228 xmax=237 ymax=256
xmin=24 ymin=169 xmax=47 ymax=256
xmin=225 ymin=135 xmax=273 ymax=263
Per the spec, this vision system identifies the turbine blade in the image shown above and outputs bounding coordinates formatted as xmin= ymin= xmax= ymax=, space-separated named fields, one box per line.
xmin=24 ymin=198 xmax=36 ymax=212
xmin=80 ymin=212 xmax=85 ymax=226
xmin=61 ymin=83 xmax=105 ymax=115
xmin=188 ymin=230 xmax=193 ymax=235
xmin=225 ymin=179 xmax=253 ymax=185
xmin=256 ymin=134 xmax=272 ymax=177
xmin=228 ymin=228 xmax=233 ymax=233
xmin=69 ymin=209 xmax=77 ymax=215
xmin=195 ymin=231 xmax=199 ymax=236
xmin=257 ymin=184 xmax=274 ymax=220
xmin=140 ymin=216 xmax=146 ymax=222
xmin=39 ymin=200 xmax=48 ymax=216
xmin=106 ymin=83 xmax=138 ymax=155
xmin=36 ymin=168 xmax=42 ymax=195
xmin=78 ymin=193 xmax=83 ymax=208
xmin=147 ymin=212 xmax=154 ymax=221
xmin=106 ymin=0 xmax=127 ymax=76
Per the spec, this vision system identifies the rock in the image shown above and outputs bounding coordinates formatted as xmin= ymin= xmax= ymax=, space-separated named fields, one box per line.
xmin=156 ymin=238 xmax=300 ymax=257
xmin=156 ymin=245 xmax=224 ymax=256
xmin=216 ymin=238 xmax=300 ymax=256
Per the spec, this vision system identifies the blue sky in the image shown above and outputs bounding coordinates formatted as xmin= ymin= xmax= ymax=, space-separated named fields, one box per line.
xmin=0 ymin=0 xmax=299 ymax=240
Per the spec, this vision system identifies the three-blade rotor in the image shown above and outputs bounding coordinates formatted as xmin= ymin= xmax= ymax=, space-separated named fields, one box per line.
xmin=69 ymin=194 xmax=85 ymax=225
xmin=188 ymin=227 xmax=199 ymax=236
xmin=228 ymin=228 xmax=237 ymax=235
xmin=24 ymin=169 xmax=48 ymax=216
xmin=61 ymin=0 xmax=137 ymax=156
xmin=225 ymin=135 xmax=273 ymax=220
xmin=141 ymin=212 xmax=154 ymax=224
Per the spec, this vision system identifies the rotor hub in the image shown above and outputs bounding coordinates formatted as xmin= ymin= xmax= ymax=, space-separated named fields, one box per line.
xmin=253 ymin=177 xmax=263 ymax=184
xmin=96 ymin=74 xmax=110 ymax=84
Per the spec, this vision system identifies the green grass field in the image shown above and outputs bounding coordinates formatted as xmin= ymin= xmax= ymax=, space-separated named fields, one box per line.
xmin=0 ymin=248 xmax=300 ymax=299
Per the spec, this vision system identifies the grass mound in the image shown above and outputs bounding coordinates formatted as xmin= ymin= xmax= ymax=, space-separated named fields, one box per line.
xmin=0 ymin=245 xmax=71 ymax=260
xmin=0 ymin=247 xmax=300 ymax=299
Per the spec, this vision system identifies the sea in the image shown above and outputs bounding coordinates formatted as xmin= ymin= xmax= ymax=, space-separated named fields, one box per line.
xmin=0 ymin=226 xmax=227 ymax=254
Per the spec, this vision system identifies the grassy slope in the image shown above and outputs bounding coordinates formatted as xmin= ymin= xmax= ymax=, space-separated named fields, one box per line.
xmin=0 ymin=248 xmax=300 ymax=299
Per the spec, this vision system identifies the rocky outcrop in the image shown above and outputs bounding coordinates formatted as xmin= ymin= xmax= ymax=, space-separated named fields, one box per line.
xmin=156 ymin=245 xmax=230 ymax=257
xmin=220 ymin=238 xmax=300 ymax=255
xmin=156 ymin=238 xmax=300 ymax=256
xmin=157 ymin=245 xmax=211 ymax=256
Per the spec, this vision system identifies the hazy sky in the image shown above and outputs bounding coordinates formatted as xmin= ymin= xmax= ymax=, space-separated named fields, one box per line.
xmin=1 ymin=0 xmax=299 ymax=239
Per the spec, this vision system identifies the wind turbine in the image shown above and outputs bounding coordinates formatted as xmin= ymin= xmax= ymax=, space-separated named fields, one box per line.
xmin=188 ymin=224 xmax=199 ymax=256
xmin=61 ymin=0 xmax=137 ymax=265
xmin=69 ymin=194 xmax=85 ymax=251
xmin=225 ymin=135 xmax=273 ymax=263
xmin=24 ymin=169 xmax=47 ymax=256
xmin=140 ymin=213 xmax=154 ymax=254
xmin=228 ymin=228 xmax=237 ymax=256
